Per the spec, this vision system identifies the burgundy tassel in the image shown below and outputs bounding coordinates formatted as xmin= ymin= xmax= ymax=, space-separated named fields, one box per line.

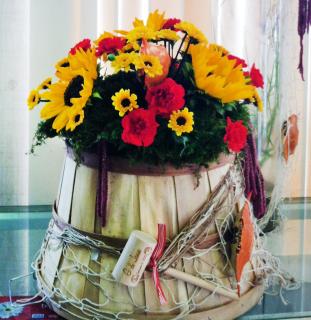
xmin=243 ymin=134 xmax=266 ymax=219
xmin=96 ymin=141 xmax=108 ymax=226
xmin=298 ymin=0 xmax=311 ymax=80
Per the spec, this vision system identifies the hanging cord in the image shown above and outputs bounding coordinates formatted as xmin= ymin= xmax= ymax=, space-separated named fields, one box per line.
xmin=298 ymin=0 xmax=311 ymax=80
xmin=96 ymin=140 xmax=108 ymax=226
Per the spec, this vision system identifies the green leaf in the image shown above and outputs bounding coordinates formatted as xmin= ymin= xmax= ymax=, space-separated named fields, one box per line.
xmin=93 ymin=91 xmax=103 ymax=99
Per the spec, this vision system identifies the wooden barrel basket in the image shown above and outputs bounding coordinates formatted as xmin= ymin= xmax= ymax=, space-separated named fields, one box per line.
xmin=35 ymin=148 xmax=264 ymax=320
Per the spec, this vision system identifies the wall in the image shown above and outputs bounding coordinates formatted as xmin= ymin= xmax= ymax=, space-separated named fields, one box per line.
xmin=0 ymin=0 xmax=310 ymax=205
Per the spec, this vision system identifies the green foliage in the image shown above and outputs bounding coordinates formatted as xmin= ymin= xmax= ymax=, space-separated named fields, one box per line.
xmin=31 ymin=62 xmax=251 ymax=167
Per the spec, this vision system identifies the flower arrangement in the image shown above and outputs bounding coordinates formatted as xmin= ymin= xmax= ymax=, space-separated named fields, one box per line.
xmin=28 ymin=10 xmax=264 ymax=167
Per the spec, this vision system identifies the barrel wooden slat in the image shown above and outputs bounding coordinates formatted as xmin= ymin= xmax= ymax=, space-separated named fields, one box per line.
xmin=174 ymin=172 xmax=220 ymax=309
xmin=41 ymin=157 xmax=77 ymax=290
xmin=70 ymin=164 xmax=98 ymax=232
xmin=40 ymin=222 xmax=63 ymax=290
xmin=138 ymin=176 xmax=189 ymax=314
xmin=56 ymin=155 xmax=66 ymax=209
xmin=99 ymin=173 xmax=146 ymax=312
xmin=57 ymin=157 xmax=77 ymax=223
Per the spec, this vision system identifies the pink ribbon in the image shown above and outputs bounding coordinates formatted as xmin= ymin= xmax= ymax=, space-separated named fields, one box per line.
xmin=148 ymin=224 xmax=168 ymax=305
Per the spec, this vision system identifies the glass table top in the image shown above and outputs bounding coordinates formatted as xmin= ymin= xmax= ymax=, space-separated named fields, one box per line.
xmin=0 ymin=201 xmax=310 ymax=319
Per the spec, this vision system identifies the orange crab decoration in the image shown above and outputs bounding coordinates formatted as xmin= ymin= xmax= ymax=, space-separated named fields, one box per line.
xmin=282 ymin=114 xmax=299 ymax=162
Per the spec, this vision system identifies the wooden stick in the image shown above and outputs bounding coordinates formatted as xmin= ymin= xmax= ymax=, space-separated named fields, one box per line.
xmin=164 ymin=267 xmax=239 ymax=301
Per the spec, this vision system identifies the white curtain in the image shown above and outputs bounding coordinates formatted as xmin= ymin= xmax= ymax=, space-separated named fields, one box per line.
xmin=0 ymin=0 xmax=310 ymax=205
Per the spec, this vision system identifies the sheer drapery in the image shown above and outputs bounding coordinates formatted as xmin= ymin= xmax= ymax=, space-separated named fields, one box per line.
xmin=0 ymin=0 xmax=310 ymax=205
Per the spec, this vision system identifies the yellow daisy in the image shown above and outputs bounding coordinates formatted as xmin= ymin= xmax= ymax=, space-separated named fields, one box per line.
xmin=27 ymin=89 xmax=41 ymax=110
xmin=136 ymin=54 xmax=163 ymax=78
xmin=156 ymin=29 xmax=180 ymax=41
xmin=37 ymin=77 xmax=52 ymax=91
xmin=40 ymin=71 xmax=93 ymax=132
xmin=168 ymin=107 xmax=194 ymax=136
xmin=111 ymin=89 xmax=138 ymax=117
xmin=175 ymin=21 xmax=208 ymax=44
xmin=66 ymin=107 xmax=85 ymax=131
xmin=190 ymin=44 xmax=254 ymax=103
xmin=111 ymin=52 xmax=137 ymax=73
xmin=251 ymin=90 xmax=263 ymax=112
xmin=126 ymin=26 xmax=157 ymax=43
xmin=119 ymin=10 xmax=166 ymax=44
xmin=145 ymin=10 xmax=166 ymax=31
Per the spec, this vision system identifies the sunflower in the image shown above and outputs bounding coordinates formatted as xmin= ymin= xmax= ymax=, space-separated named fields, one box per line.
xmin=68 ymin=48 xmax=98 ymax=80
xmin=40 ymin=70 xmax=93 ymax=132
xmin=55 ymin=57 xmax=72 ymax=81
xmin=111 ymin=52 xmax=137 ymax=73
xmin=168 ymin=107 xmax=194 ymax=136
xmin=37 ymin=77 xmax=52 ymax=91
xmin=27 ymin=89 xmax=41 ymax=110
xmin=111 ymin=89 xmax=138 ymax=117
xmin=137 ymin=54 xmax=163 ymax=78
xmin=66 ymin=107 xmax=85 ymax=131
xmin=175 ymin=21 xmax=207 ymax=44
xmin=190 ymin=44 xmax=255 ymax=103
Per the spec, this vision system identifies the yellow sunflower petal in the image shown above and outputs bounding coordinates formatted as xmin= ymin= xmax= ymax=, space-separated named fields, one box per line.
xmin=68 ymin=48 xmax=98 ymax=80
xmin=252 ymin=90 xmax=263 ymax=112
xmin=66 ymin=108 xmax=85 ymax=131
xmin=175 ymin=21 xmax=208 ymax=44
xmin=52 ymin=110 xmax=70 ymax=132
xmin=156 ymin=29 xmax=180 ymax=41
xmin=55 ymin=57 xmax=73 ymax=81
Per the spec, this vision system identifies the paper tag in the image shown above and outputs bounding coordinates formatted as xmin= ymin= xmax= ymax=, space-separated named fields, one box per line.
xmin=112 ymin=230 xmax=157 ymax=287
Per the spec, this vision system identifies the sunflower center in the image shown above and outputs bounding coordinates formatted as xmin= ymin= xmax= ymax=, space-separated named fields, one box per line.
xmin=176 ymin=116 xmax=186 ymax=126
xmin=64 ymin=75 xmax=84 ymax=106
xmin=144 ymin=61 xmax=153 ymax=67
xmin=121 ymin=98 xmax=131 ymax=107
xmin=32 ymin=96 xmax=36 ymax=102
xmin=61 ymin=62 xmax=70 ymax=67
xmin=74 ymin=114 xmax=81 ymax=123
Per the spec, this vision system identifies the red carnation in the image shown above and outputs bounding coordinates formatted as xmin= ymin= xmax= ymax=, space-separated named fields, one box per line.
xmin=162 ymin=18 xmax=181 ymax=30
xmin=96 ymin=37 xmax=126 ymax=57
xmin=69 ymin=38 xmax=91 ymax=55
xmin=228 ymin=54 xmax=247 ymax=68
xmin=249 ymin=63 xmax=264 ymax=88
xmin=224 ymin=117 xmax=248 ymax=153
xmin=121 ymin=109 xmax=159 ymax=147
xmin=146 ymin=78 xmax=185 ymax=118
